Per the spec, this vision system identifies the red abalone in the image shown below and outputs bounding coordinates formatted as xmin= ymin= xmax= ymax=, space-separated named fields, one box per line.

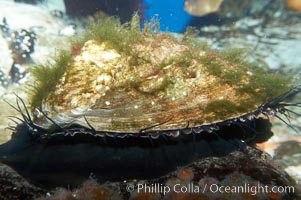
xmin=0 ymin=15 xmax=300 ymax=188
xmin=30 ymin=16 xmax=292 ymax=135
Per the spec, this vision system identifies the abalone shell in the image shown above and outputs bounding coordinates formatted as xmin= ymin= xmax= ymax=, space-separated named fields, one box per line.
xmin=30 ymin=23 xmax=291 ymax=135
xmin=0 ymin=16 xmax=299 ymax=188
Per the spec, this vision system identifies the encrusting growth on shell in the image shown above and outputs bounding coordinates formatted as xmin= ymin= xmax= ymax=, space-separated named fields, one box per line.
xmin=29 ymin=13 xmax=292 ymax=133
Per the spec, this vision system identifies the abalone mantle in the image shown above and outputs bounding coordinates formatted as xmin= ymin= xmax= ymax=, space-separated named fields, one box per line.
xmin=31 ymin=18 xmax=291 ymax=133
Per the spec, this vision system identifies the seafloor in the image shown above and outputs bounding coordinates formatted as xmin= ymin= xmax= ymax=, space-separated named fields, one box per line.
xmin=0 ymin=0 xmax=301 ymax=199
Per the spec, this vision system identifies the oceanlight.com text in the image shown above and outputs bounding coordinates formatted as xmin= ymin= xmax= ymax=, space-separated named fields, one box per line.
xmin=126 ymin=183 xmax=295 ymax=196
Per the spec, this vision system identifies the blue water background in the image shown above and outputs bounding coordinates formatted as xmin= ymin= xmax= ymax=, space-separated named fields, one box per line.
xmin=144 ymin=0 xmax=192 ymax=32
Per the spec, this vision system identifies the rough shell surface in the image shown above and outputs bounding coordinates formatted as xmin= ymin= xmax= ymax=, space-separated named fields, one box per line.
xmin=31 ymin=20 xmax=290 ymax=133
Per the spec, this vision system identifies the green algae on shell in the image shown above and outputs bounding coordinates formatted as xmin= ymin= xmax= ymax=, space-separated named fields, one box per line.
xmin=29 ymin=14 xmax=292 ymax=133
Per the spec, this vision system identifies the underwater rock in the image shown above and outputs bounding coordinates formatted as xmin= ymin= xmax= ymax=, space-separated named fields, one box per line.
xmin=272 ymin=141 xmax=301 ymax=181
xmin=0 ymin=18 xmax=36 ymax=64
xmin=14 ymin=0 xmax=43 ymax=4
xmin=274 ymin=141 xmax=301 ymax=162
xmin=35 ymin=147 xmax=299 ymax=200
xmin=2 ymin=147 xmax=297 ymax=199
xmin=0 ymin=62 xmax=27 ymax=88
xmin=59 ymin=24 xmax=76 ymax=36
xmin=63 ymin=0 xmax=143 ymax=22
xmin=0 ymin=15 xmax=300 ymax=190
xmin=0 ymin=162 xmax=45 ymax=200
xmin=0 ymin=69 xmax=10 ymax=88
xmin=9 ymin=62 xmax=28 ymax=83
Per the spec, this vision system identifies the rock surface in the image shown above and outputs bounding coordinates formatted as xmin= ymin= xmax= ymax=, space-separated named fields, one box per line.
xmin=1 ymin=147 xmax=299 ymax=200
xmin=0 ymin=162 xmax=45 ymax=200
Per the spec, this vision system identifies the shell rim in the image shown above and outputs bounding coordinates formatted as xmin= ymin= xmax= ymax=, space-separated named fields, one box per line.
xmin=7 ymin=85 xmax=301 ymax=141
